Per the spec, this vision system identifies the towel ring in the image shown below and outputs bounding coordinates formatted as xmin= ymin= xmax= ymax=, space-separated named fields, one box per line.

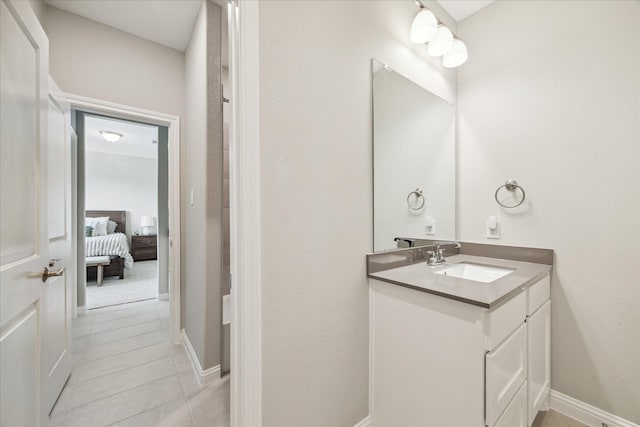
xmin=495 ymin=179 xmax=526 ymax=208
xmin=407 ymin=188 xmax=425 ymax=210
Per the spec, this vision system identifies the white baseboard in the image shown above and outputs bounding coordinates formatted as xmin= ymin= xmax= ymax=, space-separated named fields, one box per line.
xmin=77 ymin=305 xmax=87 ymax=315
xmin=181 ymin=329 xmax=221 ymax=386
xmin=157 ymin=293 xmax=169 ymax=301
xmin=353 ymin=415 xmax=371 ymax=427
xmin=550 ymin=390 xmax=639 ymax=427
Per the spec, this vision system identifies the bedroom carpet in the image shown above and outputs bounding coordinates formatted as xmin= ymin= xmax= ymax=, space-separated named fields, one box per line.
xmin=87 ymin=260 xmax=158 ymax=309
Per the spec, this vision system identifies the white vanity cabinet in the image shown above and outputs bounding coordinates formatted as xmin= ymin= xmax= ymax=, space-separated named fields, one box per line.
xmin=369 ymin=273 xmax=550 ymax=427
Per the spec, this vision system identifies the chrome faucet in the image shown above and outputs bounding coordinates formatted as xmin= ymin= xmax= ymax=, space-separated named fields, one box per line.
xmin=394 ymin=237 xmax=416 ymax=248
xmin=426 ymin=241 xmax=461 ymax=266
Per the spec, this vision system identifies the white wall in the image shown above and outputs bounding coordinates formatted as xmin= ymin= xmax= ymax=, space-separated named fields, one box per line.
xmin=44 ymin=6 xmax=185 ymax=119
xmin=457 ymin=1 xmax=640 ymax=422
xmin=258 ymin=1 xmax=456 ymax=424
xmin=85 ymin=151 xmax=157 ymax=240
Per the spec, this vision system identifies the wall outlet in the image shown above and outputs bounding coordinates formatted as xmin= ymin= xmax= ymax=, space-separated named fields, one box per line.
xmin=486 ymin=216 xmax=500 ymax=239
xmin=425 ymin=216 xmax=436 ymax=235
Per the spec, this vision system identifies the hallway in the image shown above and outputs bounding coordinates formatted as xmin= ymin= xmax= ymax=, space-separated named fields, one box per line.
xmin=50 ymin=300 xmax=229 ymax=427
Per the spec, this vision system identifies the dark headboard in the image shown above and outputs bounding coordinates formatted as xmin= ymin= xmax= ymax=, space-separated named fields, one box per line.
xmin=86 ymin=210 xmax=126 ymax=234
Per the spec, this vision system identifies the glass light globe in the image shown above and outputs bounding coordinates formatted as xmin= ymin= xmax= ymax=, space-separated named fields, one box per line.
xmin=443 ymin=39 xmax=468 ymax=68
xmin=427 ymin=25 xmax=454 ymax=57
xmin=410 ymin=9 xmax=438 ymax=44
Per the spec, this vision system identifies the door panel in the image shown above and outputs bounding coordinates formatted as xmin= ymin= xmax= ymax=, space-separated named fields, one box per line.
xmin=48 ymin=97 xmax=67 ymax=240
xmin=0 ymin=0 xmax=38 ymax=267
xmin=0 ymin=1 xmax=50 ymax=425
xmin=43 ymin=83 xmax=73 ymax=415
xmin=0 ymin=308 xmax=39 ymax=427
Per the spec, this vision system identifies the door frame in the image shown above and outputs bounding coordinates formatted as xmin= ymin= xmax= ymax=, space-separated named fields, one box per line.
xmin=65 ymin=93 xmax=182 ymax=345
xmin=229 ymin=1 xmax=262 ymax=425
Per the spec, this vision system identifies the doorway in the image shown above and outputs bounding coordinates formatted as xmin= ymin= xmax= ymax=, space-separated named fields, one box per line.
xmin=67 ymin=96 xmax=182 ymax=344
xmin=78 ymin=113 xmax=168 ymax=310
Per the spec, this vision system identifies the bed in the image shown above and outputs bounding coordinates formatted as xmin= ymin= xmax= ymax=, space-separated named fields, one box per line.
xmin=85 ymin=210 xmax=134 ymax=282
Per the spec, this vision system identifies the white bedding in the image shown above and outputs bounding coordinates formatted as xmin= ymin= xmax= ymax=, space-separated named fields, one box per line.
xmin=86 ymin=232 xmax=134 ymax=268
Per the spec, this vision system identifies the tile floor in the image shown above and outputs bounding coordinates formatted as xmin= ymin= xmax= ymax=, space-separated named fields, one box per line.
xmin=51 ymin=300 xmax=229 ymax=427
xmin=86 ymin=261 xmax=159 ymax=309
xmin=532 ymin=410 xmax=589 ymax=427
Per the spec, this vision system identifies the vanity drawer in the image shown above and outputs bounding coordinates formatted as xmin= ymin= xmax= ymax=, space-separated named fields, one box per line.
xmin=484 ymin=291 xmax=526 ymax=350
xmin=527 ymin=274 xmax=550 ymax=315
xmin=486 ymin=324 xmax=527 ymax=427
xmin=493 ymin=380 xmax=527 ymax=427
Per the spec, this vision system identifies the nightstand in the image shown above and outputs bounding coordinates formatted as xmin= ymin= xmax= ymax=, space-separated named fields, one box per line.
xmin=131 ymin=235 xmax=157 ymax=261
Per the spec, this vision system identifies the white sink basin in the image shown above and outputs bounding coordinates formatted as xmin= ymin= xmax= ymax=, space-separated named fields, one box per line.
xmin=434 ymin=262 xmax=514 ymax=283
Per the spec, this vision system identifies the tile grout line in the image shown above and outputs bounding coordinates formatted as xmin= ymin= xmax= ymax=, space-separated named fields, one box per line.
xmin=80 ymin=330 xmax=169 ymax=364
xmin=86 ymin=319 xmax=162 ymax=342
xmin=70 ymin=348 xmax=173 ymax=386
xmin=169 ymin=343 xmax=198 ymax=427
xmin=89 ymin=313 xmax=161 ymax=334
xmin=83 ymin=327 xmax=164 ymax=350
xmin=102 ymin=397 xmax=189 ymax=427
xmin=62 ymin=369 xmax=179 ymax=415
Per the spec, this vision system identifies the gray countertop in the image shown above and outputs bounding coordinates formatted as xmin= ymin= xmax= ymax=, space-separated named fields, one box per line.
xmin=368 ymin=254 xmax=551 ymax=309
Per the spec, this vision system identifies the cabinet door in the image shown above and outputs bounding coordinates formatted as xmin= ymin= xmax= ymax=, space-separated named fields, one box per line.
xmin=528 ymin=300 xmax=551 ymax=425
xmin=495 ymin=381 xmax=527 ymax=427
xmin=486 ymin=324 xmax=527 ymax=427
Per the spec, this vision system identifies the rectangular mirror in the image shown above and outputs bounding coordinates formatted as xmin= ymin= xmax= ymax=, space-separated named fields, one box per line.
xmin=372 ymin=59 xmax=456 ymax=252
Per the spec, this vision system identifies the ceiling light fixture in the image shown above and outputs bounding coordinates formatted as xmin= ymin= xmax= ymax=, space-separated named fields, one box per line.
xmin=99 ymin=131 xmax=123 ymax=142
xmin=411 ymin=0 xmax=468 ymax=68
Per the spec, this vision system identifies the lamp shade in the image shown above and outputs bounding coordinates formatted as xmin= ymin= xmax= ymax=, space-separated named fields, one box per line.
xmin=427 ymin=25 xmax=454 ymax=57
xmin=140 ymin=216 xmax=154 ymax=227
xmin=443 ymin=39 xmax=468 ymax=68
xmin=410 ymin=9 xmax=438 ymax=44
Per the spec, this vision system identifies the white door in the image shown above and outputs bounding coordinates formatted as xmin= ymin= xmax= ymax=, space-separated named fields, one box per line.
xmin=42 ymin=80 xmax=73 ymax=415
xmin=0 ymin=1 xmax=50 ymax=426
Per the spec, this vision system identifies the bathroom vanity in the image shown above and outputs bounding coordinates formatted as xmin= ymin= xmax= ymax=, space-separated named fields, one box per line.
xmin=368 ymin=251 xmax=551 ymax=427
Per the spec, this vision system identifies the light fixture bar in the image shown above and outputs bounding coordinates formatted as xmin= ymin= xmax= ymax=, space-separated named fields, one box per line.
xmin=412 ymin=0 xmax=462 ymax=40
xmin=411 ymin=0 xmax=468 ymax=67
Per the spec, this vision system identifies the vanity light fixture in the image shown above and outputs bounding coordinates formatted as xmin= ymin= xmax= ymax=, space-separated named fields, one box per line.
xmin=443 ymin=39 xmax=468 ymax=68
xmin=411 ymin=0 xmax=468 ymax=68
xmin=410 ymin=8 xmax=438 ymax=44
xmin=427 ymin=25 xmax=454 ymax=57
xmin=99 ymin=130 xmax=123 ymax=142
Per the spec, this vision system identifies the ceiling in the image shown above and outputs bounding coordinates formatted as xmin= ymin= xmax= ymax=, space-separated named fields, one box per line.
xmin=85 ymin=115 xmax=159 ymax=160
xmin=43 ymin=0 xmax=486 ymax=62
xmin=44 ymin=0 xmax=202 ymax=52
xmin=437 ymin=0 xmax=495 ymax=22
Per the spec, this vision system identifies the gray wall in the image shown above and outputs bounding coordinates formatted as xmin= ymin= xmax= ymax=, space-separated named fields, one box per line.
xmin=457 ymin=1 xmax=640 ymax=422
xmin=158 ymin=127 xmax=169 ymax=296
xmin=258 ymin=1 xmax=456 ymax=425
xmin=183 ymin=0 xmax=224 ymax=371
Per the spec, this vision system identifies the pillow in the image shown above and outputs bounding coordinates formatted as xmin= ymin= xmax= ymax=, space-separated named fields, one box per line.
xmin=85 ymin=216 xmax=109 ymax=236
xmin=107 ymin=220 xmax=118 ymax=234
xmin=85 ymin=225 xmax=93 ymax=237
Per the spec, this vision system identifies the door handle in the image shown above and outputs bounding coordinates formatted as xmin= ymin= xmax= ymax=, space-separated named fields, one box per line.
xmin=42 ymin=266 xmax=64 ymax=282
